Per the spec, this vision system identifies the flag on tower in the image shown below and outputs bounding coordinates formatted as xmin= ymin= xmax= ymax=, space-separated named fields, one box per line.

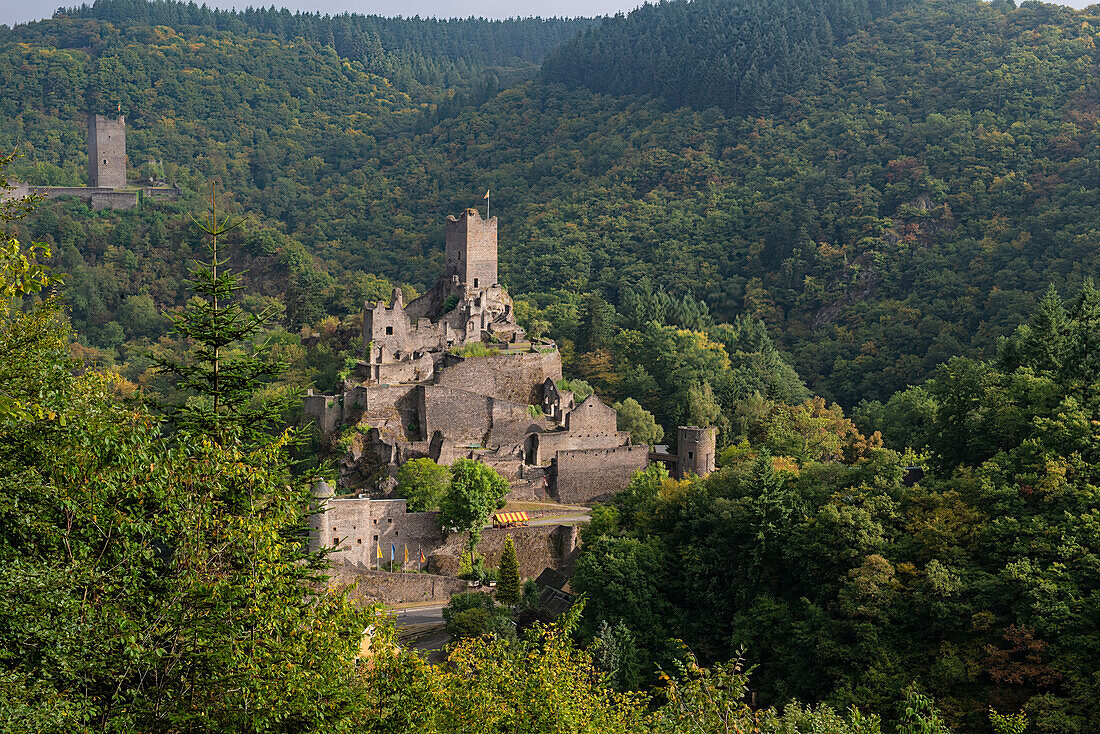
xmin=117 ymin=102 xmax=121 ymax=114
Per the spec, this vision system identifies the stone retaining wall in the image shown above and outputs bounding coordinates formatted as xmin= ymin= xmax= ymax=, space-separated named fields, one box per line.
xmin=329 ymin=563 xmax=467 ymax=605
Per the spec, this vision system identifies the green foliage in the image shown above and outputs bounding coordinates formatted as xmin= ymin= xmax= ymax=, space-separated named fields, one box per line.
xmin=396 ymin=457 xmax=451 ymax=511
xmin=898 ymin=687 xmax=952 ymax=734
xmin=0 ymin=193 xmax=372 ymax=731
xmin=449 ymin=341 xmax=501 ymax=358
xmin=0 ymin=157 xmax=64 ymax=424
xmin=153 ymin=187 xmax=286 ymax=445
xmin=612 ymin=397 xmax=663 ymax=446
xmin=13 ymin=0 xmax=1100 ymax=410
xmin=650 ymin=655 xmax=885 ymax=734
xmin=435 ymin=605 xmax=644 ymax=734
xmin=443 ymin=591 xmax=513 ymax=640
xmin=591 ymin=620 xmax=641 ymax=692
xmin=573 ymin=286 xmax=1100 ymax=730
xmin=440 ymin=293 xmax=460 ymax=314
xmin=496 ymin=535 xmax=521 ymax=606
xmin=556 ymin=377 xmax=595 ymax=402
xmin=989 ymin=708 xmax=1028 ymax=734
xmin=543 ymin=0 xmax=906 ymax=116
xmin=440 ymin=458 xmax=508 ymax=559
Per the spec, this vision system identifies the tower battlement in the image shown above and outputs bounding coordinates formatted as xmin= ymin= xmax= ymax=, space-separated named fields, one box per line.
xmin=87 ymin=114 xmax=126 ymax=189
xmin=445 ymin=208 xmax=497 ymax=289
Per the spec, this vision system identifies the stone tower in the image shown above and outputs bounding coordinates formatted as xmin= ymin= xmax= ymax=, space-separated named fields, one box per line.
xmin=444 ymin=208 xmax=497 ymax=290
xmin=87 ymin=114 xmax=126 ymax=189
xmin=308 ymin=479 xmax=335 ymax=553
xmin=676 ymin=425 xmax=717 ymax=479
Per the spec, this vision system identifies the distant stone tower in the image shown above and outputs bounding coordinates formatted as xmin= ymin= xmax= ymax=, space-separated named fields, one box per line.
xmin=444 ymin=208 xmax=497 ymax=289
xmin=308 ymin=479 xmax=335 ymax=553
xmin=87 ymin=114 xmax=127 ymax=188
xmin=676 ymin=425 xmax=717 ymax=479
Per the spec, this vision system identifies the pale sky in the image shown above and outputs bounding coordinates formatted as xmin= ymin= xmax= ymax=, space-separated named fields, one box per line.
xmin=1 ymin=0 xmax=1097 ymax=30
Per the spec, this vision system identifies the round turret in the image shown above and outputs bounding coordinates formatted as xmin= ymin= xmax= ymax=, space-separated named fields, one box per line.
xmin=676 ymin=425 xmax=717 ymax=478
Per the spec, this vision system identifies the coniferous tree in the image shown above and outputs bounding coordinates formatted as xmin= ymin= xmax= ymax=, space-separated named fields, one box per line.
xmin=496 ymin=534 xmax=521 ymax=606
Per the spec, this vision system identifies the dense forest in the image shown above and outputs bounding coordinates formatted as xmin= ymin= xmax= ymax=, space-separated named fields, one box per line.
xmin=7 ymin=0 xmax=1100 ymax=406
xmin=542 ymin=0 xmax=912 ymax=115
xmin=576 ymin=284 xmax=1100 ymax=732
xmin=5 ymin=0 xmax=1100 ymax=731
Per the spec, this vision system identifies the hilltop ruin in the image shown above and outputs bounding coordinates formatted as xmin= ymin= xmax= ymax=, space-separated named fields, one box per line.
xmin=305 ymin=207 xmax=657 ymax=507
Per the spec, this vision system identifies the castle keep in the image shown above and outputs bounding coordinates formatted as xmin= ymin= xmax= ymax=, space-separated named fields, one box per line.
xmin=87 ymin=114 xmax=127 ymax=189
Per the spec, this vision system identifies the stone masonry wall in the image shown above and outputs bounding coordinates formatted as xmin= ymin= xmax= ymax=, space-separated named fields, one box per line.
xmin=565 ymin=394 xmax=618 ymax=433
xmin=313 ymin=497 xmax=442 ymax=567
xmin=435 ymin=524 xmax=580 ymax=580
xmin=421 ymin=386 xmax=492 ymax=444
xmin=436 ymin=350 xmax=562 ymax=405
xmin=92 ymin=191 xmax=138 ymax=210
xmin=445 ymin=209 xmax=497 ymax=288
xmin=533 ymin=429 xmax=627 ymax=465
xmin=329 ymin=564 xmax=468 ymax=606
xmin=553 ymin=445 xmax=649 ymax=505
xmin=488 ymin=399 xmax=550 ymax=449
xmin=304 ymin=392 xmax=340 ymax=435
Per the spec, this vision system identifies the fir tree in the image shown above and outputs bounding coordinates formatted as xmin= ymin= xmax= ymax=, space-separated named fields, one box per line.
xmin=496 ymin=534 xmax=521 ymax=606
xmin=154 ymin=184 xmax=285 ymax=448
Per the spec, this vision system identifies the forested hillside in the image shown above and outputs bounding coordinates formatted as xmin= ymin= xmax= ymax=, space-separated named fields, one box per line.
xmin=8 ymin=1 xmax=1100 ymax=732
xmin=7 ymin=0 xmax=1100 ymax=407
xmin=542 ymin=0 xmax=911 ymax=115
xmin=576 ymin=283 xmax=1100 ymax=732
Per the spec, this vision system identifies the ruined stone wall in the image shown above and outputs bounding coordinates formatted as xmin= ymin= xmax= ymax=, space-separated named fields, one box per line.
xmin=421 ymin=386 xmax=492 ymax=444
xmin=304 ymin=392 xmax=340 ymax=435
xmin=312 ymin=497 xmax=443 ymax=567
xmin=434 ymin=524 xmax=580 ymax=580
xmin=329 ymin=564 xmax=468 ymax=606
xmin=87 ymin=114 xmax=126 ymax=188
xmin=532 ymin=429 xmax=628 ymax=465
xmin=346 ymin=384 xmax=420 ymax=439
xmin=372 ymin=352 xmax=434 ymax=385
xmin=552 ymin=445 xmax=649 ymax=505
xmin=676 ymin=425 xmax=717 ymax=478
xmin=488 ymin=399 xmax=549 ymax=449
xmin=565 ymin=394 xmax=618 ymax=433
xmin=436 ymin=350 xmax=562 ymax=405
xmin=363 ymin=299 xmax=447 ymax=365
xmin=91 ymin=191 xmax=138 ymax=210
xmin=363 ymin=300 xmax=411 ymax=356
xmin=542 ymin=378 xmax=574 ymax=424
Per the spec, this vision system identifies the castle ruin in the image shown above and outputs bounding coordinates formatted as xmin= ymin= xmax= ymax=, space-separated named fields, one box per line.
xmin=304 ymin=208 xmax=657 ymax=507
xmin=305 ymin=208 xmax=718 ymax=588
xmin=650 ymin=425 xmax=718 ymax=479
xmin=3 ymin=114 xmax=179 ymax=211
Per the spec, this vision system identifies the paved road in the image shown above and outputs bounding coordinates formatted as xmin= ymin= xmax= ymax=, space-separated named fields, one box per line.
xmin=527 ymin=513 xmax=590 ymax=527
xmin=483 ymin=513 xmax=590 ymax=530
xmin=389 ymin=604 xmax=445 ymax=627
